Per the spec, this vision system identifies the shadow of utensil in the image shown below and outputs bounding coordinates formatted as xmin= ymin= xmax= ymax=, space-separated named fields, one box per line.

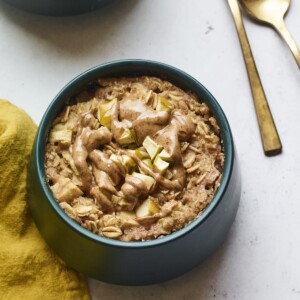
xmin=88 ymin=222 xmax=240 ymax=300
xmin=0 ymin=0 xmax=140 ymax=57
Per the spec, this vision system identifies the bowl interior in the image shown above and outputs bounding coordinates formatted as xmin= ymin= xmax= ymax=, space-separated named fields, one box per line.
xmin=36 ymin=59 xmax=234 ymax=248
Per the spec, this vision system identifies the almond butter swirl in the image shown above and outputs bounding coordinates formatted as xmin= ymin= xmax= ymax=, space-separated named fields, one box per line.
xmin=45 ymin=76 xmax=224 ymax=241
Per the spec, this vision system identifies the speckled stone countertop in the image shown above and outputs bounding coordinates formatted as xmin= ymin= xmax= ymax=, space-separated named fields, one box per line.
xmin=1 ymin=0 xmax=300 ymax=299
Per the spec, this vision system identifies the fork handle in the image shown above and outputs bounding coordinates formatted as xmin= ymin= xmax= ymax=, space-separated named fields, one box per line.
xmin=228 ymin=0 xmax=282 ymax=156
xmin=273 ymin=19 xmax=300 ymax=69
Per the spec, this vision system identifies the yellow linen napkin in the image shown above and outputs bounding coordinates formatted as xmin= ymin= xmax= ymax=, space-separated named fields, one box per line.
xmin=0 ymin=100 xmax=90 ymax=300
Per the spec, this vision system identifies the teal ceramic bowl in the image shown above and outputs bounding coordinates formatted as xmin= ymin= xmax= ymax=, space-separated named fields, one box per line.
xmin=27 ymin=60 xmax=241 ymax=285
xmin=4 ymin=0 xmax=114 ymax=15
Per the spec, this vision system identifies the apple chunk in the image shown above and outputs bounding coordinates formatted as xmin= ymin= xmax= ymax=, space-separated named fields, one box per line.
xmin=136 ymin=197 xmax=159 ymax=218
xmin=118 ymin=211 xmax=139 ymax=228
xmin=97 ymin=98 xmax=117 ymax=129
xmin=133 ymin=148 xmax=150 ymax=159
xmin=156 ymin=96 xmax=172 ymax=112
xmin=49 ymin=129 xmax=72 ymax=145
xmin=157 ymin=149 xmax=172 ymax=162
xmin=142 ymin=136 xmax=162 ymax=161
xmin=117 ymin=129 xmax=137 ymax=145
xmin=153 ymin=156 xmax=169 ymax=174
xmin=112 ymin=195 xmax=132 ymax=209
xmin=138 ymin=158 xmax=153 ymax=174
xmin=132 ymin=172 xmax=155 ymax=191
xmin=122 ymin=154 xmax=136 ymax=173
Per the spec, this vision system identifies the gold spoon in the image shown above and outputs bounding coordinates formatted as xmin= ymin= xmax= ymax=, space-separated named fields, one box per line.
xmin=228 ymin=0 xmax=282 ymax=156
xmin=239 ymin=0 xmax=300 ymax=68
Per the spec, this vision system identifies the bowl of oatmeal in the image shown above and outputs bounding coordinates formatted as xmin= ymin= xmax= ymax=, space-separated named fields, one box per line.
xmin=27 ymin=60 xmax=241 ymax=285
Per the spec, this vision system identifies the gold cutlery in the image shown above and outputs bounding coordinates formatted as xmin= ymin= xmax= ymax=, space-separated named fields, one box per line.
xmin=239 ymin=0 xmax=300 ymax=68
xmin=228 ymin=0 xmax=282 ymax=156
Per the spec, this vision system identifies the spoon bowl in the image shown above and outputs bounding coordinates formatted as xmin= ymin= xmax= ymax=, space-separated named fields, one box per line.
xmin=240 ymin=0 xmax=289 ymax=23
xmin=239 ymin=0 xmax=300 ymax=68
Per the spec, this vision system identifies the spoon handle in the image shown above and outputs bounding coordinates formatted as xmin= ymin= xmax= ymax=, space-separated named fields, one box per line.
xmin=228 ymin=0 xmax=282 ymax=156
xmin=273 ymin=19 xmax=300 ymax=68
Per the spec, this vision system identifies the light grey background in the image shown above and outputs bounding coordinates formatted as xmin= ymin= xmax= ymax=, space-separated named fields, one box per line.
xmin=1 ymin=0 xmax=300 ymax=299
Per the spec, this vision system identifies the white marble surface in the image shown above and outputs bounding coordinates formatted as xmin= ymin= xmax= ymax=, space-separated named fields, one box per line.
xmin=1 ymin=0 xmax=300 ymax=299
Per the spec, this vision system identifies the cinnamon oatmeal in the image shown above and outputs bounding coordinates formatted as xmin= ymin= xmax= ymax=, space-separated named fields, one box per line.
xmin=45 ymin=76 xmax=224 ymax=241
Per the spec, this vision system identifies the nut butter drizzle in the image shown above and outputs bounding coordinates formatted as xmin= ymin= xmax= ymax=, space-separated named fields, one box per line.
xmin=72 ymin=113 xmax=112 ymax=192
xmin=71 ymin=96 xmax=195 ymax=210
xmin=112 ymin=97 xmax=195 ymax=192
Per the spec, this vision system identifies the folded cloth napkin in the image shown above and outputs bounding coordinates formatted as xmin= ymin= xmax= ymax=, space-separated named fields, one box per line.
xmin=0 ymin=100 xmax=90 ymax=300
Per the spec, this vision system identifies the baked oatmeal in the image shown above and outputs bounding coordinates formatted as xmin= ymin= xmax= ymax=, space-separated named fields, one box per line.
xmin=45 ymin=76 xmax=224 ymax=241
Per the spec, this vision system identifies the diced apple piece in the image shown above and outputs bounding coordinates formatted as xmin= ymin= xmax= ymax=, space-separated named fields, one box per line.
xmin=139 ymin=158 xmax=153 ymax=174
xmin=111 ymin=194 xmax=124 ymax=204
xmin=122 ymin=155 xmax=136 ymax=173
xmin=122 ymin=155 xmax=136 ymax=167
xmin=111 ymin=194 xmax=121 ymax=205
xmin=51 ymin=178 xmax=83 ymax=203
xmin=119 ymin=198 xmax=131 ymax=207
xmin=132 ymin=172 xmax=155 ymax=191
xmin=99 ymin=113 xmax=111 ymax=129
xmin=156 ymin=96 xmax=172 ymax=112
xmin=153 ymin=156 xmax=169 ymax=174
xmin=97 ymin=98 xmax=117 ymax=129
xmin=118 ymin=211 xmax=139 ymax=228
xmin=142 ymin=158 xmax=153 ymax=169
xmin=119 ymin=211 xmax=137 ymax=220
xmin=49 ymin=129 xmax=72 ymax=145
xmin=130 ymin=129 xmax=138 ymax=144
xmin=112 ymin=195 xmax=132 ymax=209
xmin=158 ymin=149 xmax=172 ymax=162
xmin=142 ymin=136 xmax=163 ymax=161
xmin=134 ymin=148 xmax=150 ymax=159
xmin=136 ymin=197 xmax=159 ymax=218
xmin=117 ymin=129 xmax=137 ymax=145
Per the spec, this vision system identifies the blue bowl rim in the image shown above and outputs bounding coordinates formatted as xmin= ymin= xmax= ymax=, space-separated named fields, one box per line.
xmin=35 ymin=59 xmax=234 ymax=249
